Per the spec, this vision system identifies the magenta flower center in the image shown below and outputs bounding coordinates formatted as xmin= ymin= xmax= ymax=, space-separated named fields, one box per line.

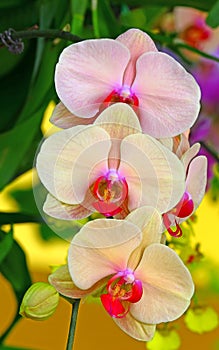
xmin=92 ymin=169 xmax=128 ymax=217
xmin=100 ymin=270 xmax=143 ymax=318
xmin=163 ymin=191 xmax=194 ymax=237
xmin=104 ymin=86 xmax=139 ymax=107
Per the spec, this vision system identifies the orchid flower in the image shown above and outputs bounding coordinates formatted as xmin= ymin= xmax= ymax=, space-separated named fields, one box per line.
xmin=51 ymin=28 xmax=200 ymax=138
xmin=162 ymin=140 xmax=207 ymax=237
xmin=49 ymin=206 xmax=194 ymax=341
xmin=174 ymin=7 xmax=219 ymax=53
xmin=36 ymin=103 xmax=186 ymax=221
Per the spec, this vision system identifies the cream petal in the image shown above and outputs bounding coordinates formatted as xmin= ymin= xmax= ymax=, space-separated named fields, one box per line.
xmin=173 ymin=133 xmax=190 ymax=158
xmin=116 ymin=28 xmax=157 ymax=86
xmin=68 ymin=219 xmax=142 ymax=290
xmin=132 ymin=52 xmax=201 ymax=137
xmin=114 ymin=313 xmax=156 ymax=341
xmin=186 ymin=156 xmax=207 ymax=209
xmin=94 ymin=103 xmax=142 ymax=169
xmin=50 ymin=102 xmax=96 ymax=128
xmin=119 ymin=134 xmax=185 ymax=213
xmin=55 ymin=39 xmax=130 ymax=117
xmin=158 ymin=137 xmax=173 ymax=151
xmin=126 ymin=207 xmax=163 ymax=270
xmin=181 ymin=143 xmax=200 ymax=170
xmin=48 ymin=265 xmax=106 ymax=299
xmin=132 ymin=244 xmax=194 ymax=324
xmin=36 ymin=125 xmax=111 ymax=204
xmin=43 ymin=193 xmax=93 ymax=220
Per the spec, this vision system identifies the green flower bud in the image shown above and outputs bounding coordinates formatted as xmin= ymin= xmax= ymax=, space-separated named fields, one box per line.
xmin=19 ymin=282 xmax=59 ymax=321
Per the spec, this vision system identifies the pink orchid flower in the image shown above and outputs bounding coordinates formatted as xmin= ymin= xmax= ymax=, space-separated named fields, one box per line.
xmin=36 ymin=103 xmax=186 ymax=221
xmin=49 ymin=206 xmax=194 ymax=341
xmin=162 ymin=139 xmax=207 ymax=237
xmin=51 ymin=28 xmax=200 ymax=138
xmin=174 ymin=7 xmax=219 ymax=53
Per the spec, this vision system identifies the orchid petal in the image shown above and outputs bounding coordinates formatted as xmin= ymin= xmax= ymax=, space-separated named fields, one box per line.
xmin=133 ymin=244 xmax=194 ymax=324
xmin=119 ymin=134 xmax=185 ymax=213
xmin=126 ymin=206 xmax=163 ymax=270
xmin=114 ymin=313 xmax=156 ymax=341
xmin=132 ymin=52 xmax=201 ymax=137
xmin=68 ymin=219 xmax=142 ymax=290
xmin=174 ymin=7 xmax=202 ymax=32
xmin=50 ymin=102 xmax=96 ymax=129
xmin=116 ymin=28 xmax=157 ymax=86
xmin=173 ymin=133 xmax=190 ymax=158
xmin=181 ymin=143 xmax=200 ymax=170
xmin=158 ymin=137 xmax=173 ymax=151
xmin=36 ymin=125 xmax=111 ymax=204
xmin=186 ymin=156 xmax=207 ymax=209
xmin=55 ymin=39 xmax=130 ymax=117
xmin=94 ymin=103 xmax=142 ymax=168
xmin=48 ymin=265 xmax=106 ymax=299
xmin=43 ymin=193 xmax=93 ymax=220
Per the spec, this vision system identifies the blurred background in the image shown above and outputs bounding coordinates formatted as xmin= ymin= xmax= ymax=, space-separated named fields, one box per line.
xmin=0 ymin=0 xmax=219 ymax=349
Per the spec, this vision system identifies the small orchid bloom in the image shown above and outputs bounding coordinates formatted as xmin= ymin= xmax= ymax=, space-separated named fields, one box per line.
xmin=52 ymin=28 xmax=200 ymax=138
xmin=163 ymin=142 xmax=207 ymax=237
xmin=174 ymin=7 xmax=219 ymax=53
xmin=36 ymin=104 xmax=186 ymax=221
xmin=49 ymin=206 xmax=194 ymax=341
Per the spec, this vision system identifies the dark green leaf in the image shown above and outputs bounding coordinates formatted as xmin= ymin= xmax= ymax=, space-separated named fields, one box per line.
xmin=206 ymin=0 xmax=219 ymax=28
xmin=97 ymin=0 xmax=121 ymax=37
xmin=112 ymin=0 xmax=217 ymax=12
xmin=0 ymin=237 xmax=31 ymax=303
xmin=0 ymin=228 xmax=13 ymax=264
xmin=0 ymin=111 xmax=42 ymax=190
xmin=0 ymin=212 xmax=41 ymax=225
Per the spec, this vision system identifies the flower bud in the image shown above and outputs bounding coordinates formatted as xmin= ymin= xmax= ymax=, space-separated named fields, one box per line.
xmin=19 ymin=282 xmax=59 ymax=320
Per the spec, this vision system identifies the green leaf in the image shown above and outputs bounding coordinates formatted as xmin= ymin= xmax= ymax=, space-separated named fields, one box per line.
xmin=0 ymin=237 xmax=31 ymax=303
xmin=0 ymin=111 xmax=42 ymax=190
xmin=206 ymin=0 xmax=219 ymax=28
xmin=97 ymin=0 xmax=121 ymax=37
xmin=112 ymin=0 xmax=217 ymax=12
xmin=184 ymin=307 xmax=219 ymax=333
xmin=0 ymin=212 xmax=40 ymax=225
xmin=147 ymin=330 xmax=181 ymax=350
xmin=0 ymin=228 xmax=13 ymax=264
xmin=71 ymin=0 xmax=88 ymax=36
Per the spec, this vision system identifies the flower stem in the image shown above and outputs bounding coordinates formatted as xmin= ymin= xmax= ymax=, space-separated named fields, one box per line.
xmin=200 ymin=141 xmax=219 ymax=163
xmin=66 ymin=300 xmax=80 ymax=350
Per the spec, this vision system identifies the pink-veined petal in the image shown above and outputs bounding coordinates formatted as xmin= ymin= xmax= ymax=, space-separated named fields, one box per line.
xmin=116 ymin=28 xmax=157 ymax=86
xmin=55 ymin=39 xmax=130 ymax=117
xmin=36 ymin=125 xmax=111 ymax=204
xmin=68 ymin=219 xmax=142 ymax=290
xmin=186 ymin=155 xmax=207 ymax=209
xmin=43 ymin=193 xmax=93 ymax=220
xmin=119 ymin=133 xmax=185 ymax=213
xmin=181 ymin=143 xmax=200 ymax=170
xmin=48 ymin=265 xmax=106 ymax=299
xmin=132 ymin=52 xmax=201 ymax=137
xmin=50 ymin=102 xmax=96 ymax=129
xmin=132 ymin=244 xmax=194 ymax=324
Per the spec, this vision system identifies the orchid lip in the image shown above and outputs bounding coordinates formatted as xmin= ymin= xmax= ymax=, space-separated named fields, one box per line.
xmin=101 ymin=270 xmax=143 ymax=318
xmin=104 ymin=86 xmax=139 ymax=107
xmin=92 ymin=169 xmax=128 ymax=217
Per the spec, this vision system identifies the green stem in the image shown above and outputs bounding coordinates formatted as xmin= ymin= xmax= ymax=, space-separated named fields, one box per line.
xmin=12 ymin=29 xmax=82 ymax=43
xmin=199 ymin=141 xmax=219 ymax=163
xmin=66 ymin=300 xmax=80 ymax=350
